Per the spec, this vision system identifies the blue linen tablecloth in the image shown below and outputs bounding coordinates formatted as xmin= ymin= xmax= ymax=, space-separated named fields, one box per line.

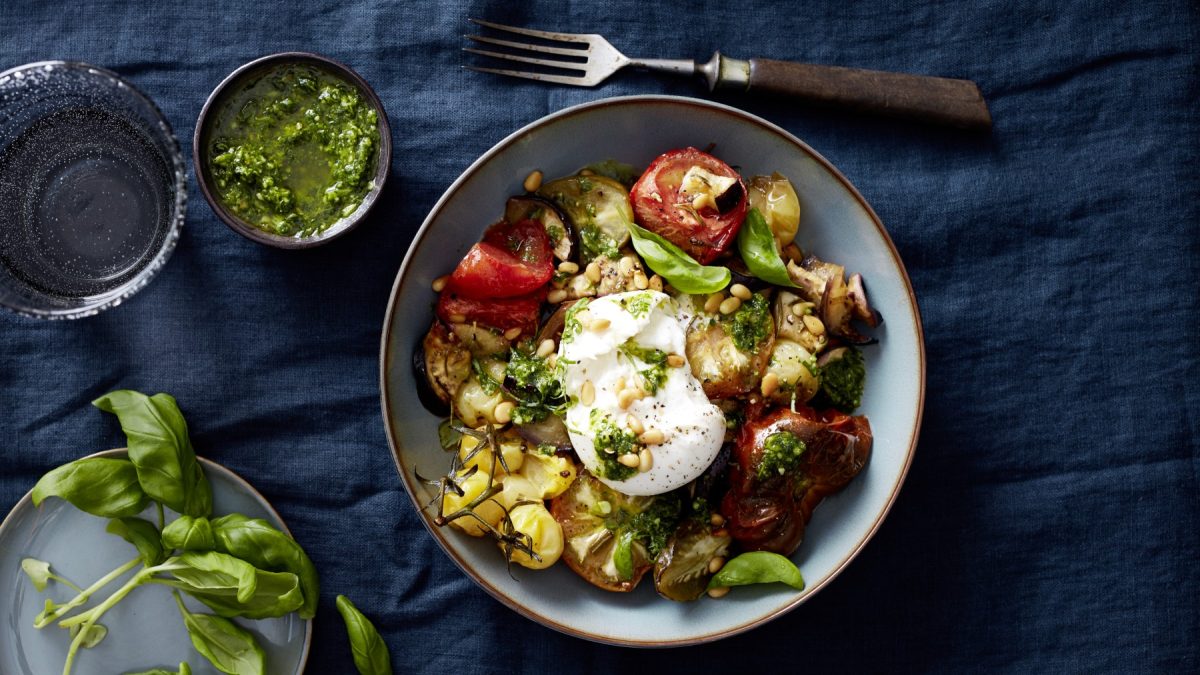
xmin=1 ymin=1 xmax=1196 ymax=672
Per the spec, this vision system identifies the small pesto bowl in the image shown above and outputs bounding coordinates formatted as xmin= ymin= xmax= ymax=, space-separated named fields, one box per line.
xmin=193 ymin=52 xmax=392 ymax=249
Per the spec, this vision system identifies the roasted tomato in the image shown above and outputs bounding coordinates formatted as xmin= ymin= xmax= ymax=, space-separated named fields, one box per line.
xmin=436 ymin=286 xmax=545 ymax=332
xmin=549 ymin=471 xmax=656 ymax=592
xmin=630 ymin=147 xmax=748 ymax=264
xmin=720 ymin=406 xmax=872 ymax=555
xmin=447 ymin=219 xmax=553 ymax=299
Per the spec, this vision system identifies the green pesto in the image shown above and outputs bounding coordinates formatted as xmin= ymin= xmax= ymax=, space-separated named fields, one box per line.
xmin=757 ymin=431 xmax=807 ymax=480
xmin=579 ymin=225 xmax=619 ymax=262
xmin=618 ymin=291 xmax=658 ymax=320
xmin=560 ymin=298 xmax=591 ymax=344
xmin=617 ymin=339 xmax=669 ymax=394
xmin=588 ymin=409 xmax=638 ymax=481
xmin=728 ymin=293 xmax=772 ymax=353
xmin=819 ymin=346 xmax=866 ymax=412
xmin=208 ymin=64 xmax=379 ymax=238
xmin=505 ymin=343 xmax=566 ymax=425
xmin=622 ymin=493 xmax=682 ymax=557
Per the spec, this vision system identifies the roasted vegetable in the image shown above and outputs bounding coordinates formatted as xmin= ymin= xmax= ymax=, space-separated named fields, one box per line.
xmin=505 ymin=196 xmax=574 ymax=262
xmin=685 ymin=293 xmax=775 ymax=399
xmin=653 ymin=519 xmax=731 ymax=601
xmin=538 ymin=175 xmax=633 ymax=262
xmin=764 ymin=339 xmax=820 ymax=405
xmin=549 ymin=472 xmax=659 ymax=592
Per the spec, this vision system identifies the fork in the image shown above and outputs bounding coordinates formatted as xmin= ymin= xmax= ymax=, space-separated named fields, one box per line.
xmin=464 ymin=18 xmax=991 ymax=131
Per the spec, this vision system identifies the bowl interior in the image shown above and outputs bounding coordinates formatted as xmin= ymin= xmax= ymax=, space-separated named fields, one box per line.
xmin=381 ymin=96 xmax=924 ymax=646
xmin=0 ymin=61 xmax=186 ymax=319
xmin=194 ymin=53 xmax=391 ymax=249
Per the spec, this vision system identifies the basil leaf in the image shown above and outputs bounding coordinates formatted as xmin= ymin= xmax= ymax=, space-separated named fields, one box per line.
xmin=437 ymin=418 xmax=462 ymax=452
xmin=210 ymin=514 xmax=320 ymax=620
xmin=21 ymin=558 xmax=53 ymax=592
xmin=736 ymin=208 xmax=797 ymax=287
xmin=175 ymin=592 xmax=264 ymax=675
xmin=613 ymin=530 xmax=634 ymax=581
xmin=107 ymin=517 xmax=167 ymax=566
xmin=627 ymin=222 xmax=731 ymax=294
xmin=707 ymin=551 xmax=805 ymax=591
xmin=336 ymin=595 xmax=393 ymax=675
xmin=32 ymin=457 xmax=149 ymax=518
xmin=158 ymin=551 xmax=303 ymax=619
xmin=69 ymin=622 xmax=108 ymax=648
xmin=162 ymin=516 xmax=216 ymax=552
xmin=93 ymin=390 xmax=212 ymax=518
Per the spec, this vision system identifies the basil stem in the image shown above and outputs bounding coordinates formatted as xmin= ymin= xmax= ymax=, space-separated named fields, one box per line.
xmin=736 ymin=208 xmax=797 ymax=288
xmin=627 ymin=222 xmax=731 ymax=294
xmin=336 ymin=594 xmax=393 ymax=675
xmin=707 ymin=550 xmax=805 ymax=591
xmin=122 ymin=664 xmax=191 ymax=675
xmin=93 ymin=390 xmax=212 ymax=518
xmin=32 ymin=457 xmax=149 ymax=518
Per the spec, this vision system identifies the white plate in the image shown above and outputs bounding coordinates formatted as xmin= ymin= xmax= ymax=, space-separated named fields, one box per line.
xmin=379 ymin=95 xmax=925 ymax=646
xmin=0 ymin=449 xmax=311 ymax=674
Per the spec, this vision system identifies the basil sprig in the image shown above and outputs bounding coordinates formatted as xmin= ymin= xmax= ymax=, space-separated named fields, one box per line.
xmin=736 ymin=207 xmax=797 ymax=287
xmin=93 ymin=391 xmax=212 ymax=518
xmin=107 ymin=517 xmax=167 ymax=566
xmin=174 ymin=592 xmax=264 ymax=675
xmin=337 ymin=594 xmax=393 ymax=675
xmin=707 ymin=551 xmax=806 ymax=591
xmin=627 ymin=221 xmax=731 ymax=294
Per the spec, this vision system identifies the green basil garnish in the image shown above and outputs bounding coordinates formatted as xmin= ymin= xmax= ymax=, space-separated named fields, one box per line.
xmin=337 ymin=594 xmax=393 ymax=675
xmin=736 ymin=208 xmax=797 ymax=288
xmin=707 ymin=551 xmax=806 ymax=591
xmin=31 ymin=457 xmax=149 ymax=518
xmin=627 ymin=222 xmax=730 ymax=294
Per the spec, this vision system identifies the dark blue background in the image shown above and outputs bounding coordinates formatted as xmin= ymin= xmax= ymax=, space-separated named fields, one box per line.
xmin=2 ymin=1 xmax=1196 ymax=672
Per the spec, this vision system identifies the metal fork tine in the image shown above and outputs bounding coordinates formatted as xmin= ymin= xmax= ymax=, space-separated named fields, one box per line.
xmin=462 ymin=48 xmax=587 ymax=74
xmin=464 ymin=34 xmax=586 ymax=58
xmin=467 ymin=18 xmax=592 ymax=45
xmin=463 ymin=66 xmax=588 ymax=87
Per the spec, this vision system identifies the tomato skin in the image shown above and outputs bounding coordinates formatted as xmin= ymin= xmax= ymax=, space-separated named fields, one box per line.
xmin=435 ymin=287 xmax=545 ymax=332
xmin=446 ymin=220 xmax=553 ymax=299
xmin=630 ymin=147 xmax=748 ymax=264
xmin=719 ymin=406 xmax=872 ymax=555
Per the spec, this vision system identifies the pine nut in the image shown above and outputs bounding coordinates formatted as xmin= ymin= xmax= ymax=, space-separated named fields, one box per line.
xmin=791 ymin=302 xmax=810 ymax=317
xmin=802 ymin=314 xmax=826 ymax=335
xmin=448 ymin=313 xmax=466 ymax=323
xmin=618 ymin=256 xmax=635 ymax=276
xmin=730 ymin=283 xmax=751 ymax=300
xmin=523 ymin=169 xmax=543 ymax=193
xmin=591 ymin=317 xmax=611 ymax=331
xmin=536 ymin=339 xmax=556 ymax=358
xmin=710 ymin=513 xmax=726 ymax=527
xmin=667 ymin=353 xmax=686 ymax=368
xmin=493 ymin=401 xmax=515 ymax=424
xmin=708 ymin=556 xmax=726 ymax=574
xmin=638 ymin=447 xmax=653 ymax=472
xmin=585 ymin=262 xmax=602 ymax=284
xmin=704 ymin=292 xmax=724 ymax=313
xmin=707 ymin=586 xmax=730 ymax=599
xmin=503 ymin=327 xmax=523 ymax=340
xmin=627 ymin=414 xmax=645 ymax=435
xmin=580 ymin=380 xmax=595 ymax=406
xmin=547 ymin=289 xmax=568 ymax=304
xmin=633 ymin=271 xmax=649 ymax=290
xmin=547 ymin=353 xmax=557 ymax=369
xmin=618 ymin=388 xmax=639 ymax=410
xmin=712 ymin=528 xmax=728 ymax=538
xmin=432 ymin=275 xmax=449 ymax=292
xmin=719 ymin=296 xmax=742 ymax=315
xmin=761 ymin=372 xmax=781 ymax=397
xmin=558 ymin=261 xmax=579 ymax=274
xmin=579 ymin=168 xmax=595 ymax=176
xmin=648 ymin=274 xmax=664 ymax=292
xmin=638 ymin=428 xmax=665 ymax=445
xmin=618 ymin=453 xmax=640 ymax=468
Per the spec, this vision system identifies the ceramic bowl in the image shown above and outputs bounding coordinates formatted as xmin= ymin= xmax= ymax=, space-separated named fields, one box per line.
xmin=379 ymin=95 xmax=924 ymax=646
xmin=193 ymin=52 xmax=391 ymax=249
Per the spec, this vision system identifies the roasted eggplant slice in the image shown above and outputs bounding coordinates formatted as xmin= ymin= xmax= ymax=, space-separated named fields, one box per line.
xmin=416 ymin=321 xmax=471 ymax=414
xmin=538 ymin=175 xmax=634 ymax=262
xmin=506 ymin=196 xmax=574 ymax=262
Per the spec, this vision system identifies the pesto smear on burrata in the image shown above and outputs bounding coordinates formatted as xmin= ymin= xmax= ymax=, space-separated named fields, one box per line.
xmin=208 ymin=64 xmax=379 ymax=237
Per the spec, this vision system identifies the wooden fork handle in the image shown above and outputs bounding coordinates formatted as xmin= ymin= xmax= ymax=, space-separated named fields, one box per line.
xmin=745 ymin=58 xmax=991 ymax=131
